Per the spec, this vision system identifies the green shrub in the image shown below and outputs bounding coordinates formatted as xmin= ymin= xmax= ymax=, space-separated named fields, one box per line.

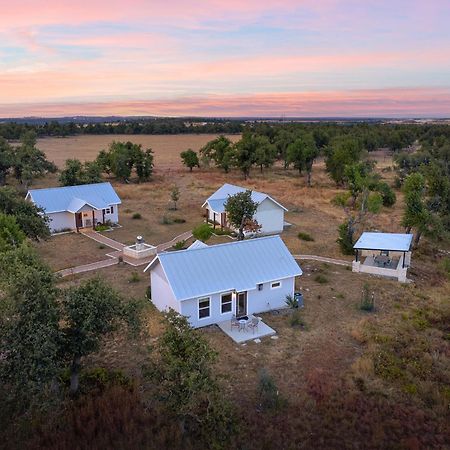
xmin=314 ymin=274 xmax=328 ymax=284
xmin=285 ymin=294 xmax=299 ymax=309
xmin=173 ymin=217 xmax=186 ymax=224
xmin=59 ymin=367 xmax=131 ymax=393
xmin=192 ymin=223 xmax=213 ymax=242
xmin=212 ymin=228 xmax=232 ymax=236
xmin=258 ymin=369 xmax=285 ymax=411
xmin=297 ymin=231 xmax=314 ymax=241
xmin=290 ymin=311 xmax=308 ymax=329
xmin=360 ymin=283 xmax=375 ymax=311
xmin=132 ymin=213 xmax=142 ymax=220
xmin=440 ymin=257 xmax=450 ymax=279
xmin=337 ymin=220 xmax=355 ymax=255
xmin=172 ymin=240 xmax=186 ymax=250
xmin=376 ymin=182 xmax=397 ymax=207
xmin=161 ymin=215 xmax=173 ymax=225
xmin=128 ymin=272 xmax=140 ymax=283
xmin=95 ymin=223 xmax=110 ymax=231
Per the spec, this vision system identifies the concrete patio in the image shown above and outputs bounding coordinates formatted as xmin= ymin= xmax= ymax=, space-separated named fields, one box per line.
xmin=217 ymin=315 xmax=276 ymax=343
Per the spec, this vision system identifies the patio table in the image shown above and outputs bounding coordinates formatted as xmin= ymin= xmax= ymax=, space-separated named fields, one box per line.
xmin=238 ymin=319 xmax=249 ymax=332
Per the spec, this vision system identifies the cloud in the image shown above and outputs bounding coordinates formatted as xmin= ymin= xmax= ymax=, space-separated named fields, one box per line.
xmin=1 ymin=88 xmax=449 ymax=118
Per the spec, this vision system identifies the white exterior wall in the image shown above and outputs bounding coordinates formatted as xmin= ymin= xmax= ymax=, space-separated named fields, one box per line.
xmin=205 ymin=198 xmax=284 ymax=235
xmin=352 ymin=255 xmax=409 ymax=283
xmin=47 ymin=211 xmax=76 ymax=232
xmin=179 ymin=276 xmax=296 ymax=328
xmin=254 ymin=198 xmax=284 ymax=235
xmin=104 ymin=204 xmax=119 ymax=224
xmin=150 ymin=262 xmax=181 ymax=313
xmin=207 ymin=207 xmax=220 ymax=224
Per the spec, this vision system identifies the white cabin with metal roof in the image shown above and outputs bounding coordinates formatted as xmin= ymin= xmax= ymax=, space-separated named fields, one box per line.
xmin=202 ymin=183 xmax=287 ymax=235
xmin=144 ymin=236 xmax=302 ymax=328
xmin=352 ymin=232 xmax=413 ymax=282
xmin=26 ymin=182 xmax=121 ymax=233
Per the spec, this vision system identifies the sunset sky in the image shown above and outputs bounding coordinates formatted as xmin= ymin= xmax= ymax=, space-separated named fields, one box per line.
xmin=1 ymin=0 xmax=450 ymax=117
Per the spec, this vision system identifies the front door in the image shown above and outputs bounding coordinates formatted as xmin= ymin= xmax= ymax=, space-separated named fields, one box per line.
xmin=236 ymin=291 xmax=247 ymax=318
xmin=75 ymin=213 xmax=83 ymax=230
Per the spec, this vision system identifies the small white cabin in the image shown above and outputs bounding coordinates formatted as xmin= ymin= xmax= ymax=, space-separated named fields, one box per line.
xmin=202 ymin=183 xmax=287 ymax=235
xmin=26 ymin=182 xmax=121 ymax=233
xmin=144 ymin=235 xmax=302 ymax=329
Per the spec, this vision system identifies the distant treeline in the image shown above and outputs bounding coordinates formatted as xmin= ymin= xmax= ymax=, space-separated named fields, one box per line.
xmin=1 ymin=117 xmax=449 ymax=148
xmin=0 ymin=118 xmax=243 ymax=139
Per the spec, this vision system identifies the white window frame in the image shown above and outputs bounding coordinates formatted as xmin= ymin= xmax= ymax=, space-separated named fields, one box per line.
xmin=104 ymin=207 xmax=111 ymax=215
xmin=220 ymin=292 xmax=233 ymax=315
xmin=198 ymin=297 xmax=211 ymax=320
xmin=271 ymin=280 xmax=282 ymax=289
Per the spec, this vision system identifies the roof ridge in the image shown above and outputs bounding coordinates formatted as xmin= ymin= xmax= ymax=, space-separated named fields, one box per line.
xmin=160 ymin=235 xmax=281 ymax=257
xmin=28 ymin=182 xmax=111 ymax=193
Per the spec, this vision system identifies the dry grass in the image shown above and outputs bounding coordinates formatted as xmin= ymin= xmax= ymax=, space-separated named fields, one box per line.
xmin=33 ymin=232 xmax=112 ymax=271
xmin=30 ymin=135 xmax=449 ymax=415
xmin=37 ymin=134 xmax=240 ymax=169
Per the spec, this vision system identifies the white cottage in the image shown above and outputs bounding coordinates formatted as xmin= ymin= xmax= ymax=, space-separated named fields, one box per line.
xmin=26 ymin=182 xmax=121 ymax=233
xmin=144 ymin=235 xmax=302 ymax=329
xmin=202 ymin=183 xmax=287 ymax=235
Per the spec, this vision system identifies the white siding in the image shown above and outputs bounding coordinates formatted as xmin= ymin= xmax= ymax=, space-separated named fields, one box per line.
xmin=247 ymin=276 xmax=295 ymax=314
xmin=150 ymin=262 xmax=180 ymax=313
xmin=254 ymin=198 xmax=284 ymax=235
xmin=206 ymin=198 xmax=284 ymax=235
xmin=48 ymin=211 xmax=76 ymax=232
xmin=179 ymin=276 xmax=296 ymax=328
xmin=180 ymin=291 xmax=234 ymax=328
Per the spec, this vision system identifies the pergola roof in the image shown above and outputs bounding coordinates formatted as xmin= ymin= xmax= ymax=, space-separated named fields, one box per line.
xmin=354 ymin=232 xmax=413 ymax=252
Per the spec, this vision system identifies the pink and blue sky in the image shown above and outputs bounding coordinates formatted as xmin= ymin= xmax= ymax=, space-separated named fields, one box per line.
xmin=1 ymin=0 xmax=450 ymax=117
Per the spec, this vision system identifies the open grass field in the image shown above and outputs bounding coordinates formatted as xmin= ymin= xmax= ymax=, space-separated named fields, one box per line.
xmin=37 ymin=133 xmax=240 ymax=169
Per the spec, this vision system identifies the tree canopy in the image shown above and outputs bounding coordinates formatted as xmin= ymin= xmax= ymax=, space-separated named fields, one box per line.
xmin=224 ymin=190 xmax=260 ymax=240
xmin=0 ymin=187 xmax=50 ymax=241
xmin=96 ymin=141 xmax=154 ymax=182
xmin=180 ymin=149 xmax=200 ymax=171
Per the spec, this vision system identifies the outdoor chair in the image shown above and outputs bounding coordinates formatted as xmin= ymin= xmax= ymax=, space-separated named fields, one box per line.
xmin=231 ymin=315 xmax=240 ymax=331
xmin=247 ymin=317 xmax=260 ymax=334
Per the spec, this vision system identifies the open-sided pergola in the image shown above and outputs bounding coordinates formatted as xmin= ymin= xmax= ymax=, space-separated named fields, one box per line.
xmin=354 ymin=232 xmax=413 ymax=269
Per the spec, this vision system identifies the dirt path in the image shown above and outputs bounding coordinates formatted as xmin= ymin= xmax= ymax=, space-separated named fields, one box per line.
xmin=293 ymin=254 xmax=351 ymax=267
xmin=156 ymin=231 xmax=193 ymax=252
xmin=80 ymin=230 xmax=126 ymax=251
xmin=57 ymin=230 xmax=193 ymax=277
xmin=57 ymin=258 xmax=118 ymax=277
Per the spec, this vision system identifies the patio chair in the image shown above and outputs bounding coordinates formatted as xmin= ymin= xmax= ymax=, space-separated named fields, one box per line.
xmin=231 ymin=315 xmax=240 ymax=331
xmin=247 ymin=317 xmax=260 ymax=334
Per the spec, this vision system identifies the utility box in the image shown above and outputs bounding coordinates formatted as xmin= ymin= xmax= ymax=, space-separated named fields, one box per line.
xmin=294 ymin=292 xmax=304 ymax=308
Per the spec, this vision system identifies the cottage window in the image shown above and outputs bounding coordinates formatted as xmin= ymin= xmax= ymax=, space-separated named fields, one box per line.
xmin=257 ymin=283 xmax=263 ymax=291
xmin=104 ymin=207 xmax=111 ymax=215
xmin=221 ymin=293 xmax=232 ymax=314
xmin=271 ymin=281 xmax=281 ymax=289
xmin=198 ymin=297 xmax=210 ymax=319
xmin=110 ymin=206 xmax=114 ymax=214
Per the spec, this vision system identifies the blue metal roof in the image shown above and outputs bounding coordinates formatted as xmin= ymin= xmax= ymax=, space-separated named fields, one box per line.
xmin=146 ymin=235 xmax=302 ymax=301
xmin=27 ymin=182 xmax=121 ymax=214
xmin=354 ymin=232 xmax=413 ymax=251
xmin=203 ymin=183 xmax=287 ymax=213
xmin=187 ymin=240 xmax=209 ymax=250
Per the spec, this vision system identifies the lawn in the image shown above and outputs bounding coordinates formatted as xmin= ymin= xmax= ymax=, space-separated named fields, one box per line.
xmin=34 ymin=232 xmax=112 ymax=271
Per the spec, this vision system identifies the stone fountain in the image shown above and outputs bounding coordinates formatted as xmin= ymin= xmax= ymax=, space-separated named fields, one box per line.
xmin=123 ymin=235 xmax=156 ymax=259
